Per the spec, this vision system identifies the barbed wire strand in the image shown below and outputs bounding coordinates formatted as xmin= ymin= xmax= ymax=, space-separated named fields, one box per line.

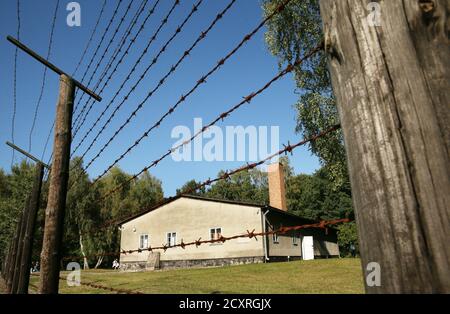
xmin=11 ymin=0 xmax=21 ymax=168
xmin=72 ymin=0 xmax=107 ymax=77
xmin=70 ymin=0 xmax=181 ymax=157
xmin=59 ymin=276 xmax=143 ymax=294
xmin=27 ymin=0 xmax=60 ymax=153
xmin=29 ymin=273 xmax=142 ymax=294
xmin=72 ymin=0 xmax=124 ymax=111
xmin=94 ymin=41 xmax=322 ymax=184
xmin=72 ymin=0 xmax=135 ymax=124
xmin=71 ymin=0 xmax=159 ymax=137
xmin=40 ymin=121 xmax=54 ymax=161
xmin=65 ymin=218 xmax=350 ymax=262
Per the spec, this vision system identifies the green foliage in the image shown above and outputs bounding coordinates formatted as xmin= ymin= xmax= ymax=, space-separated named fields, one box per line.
xmin=0 ymin=160 xmax=164 ymax=270
xmin=0 ymin=161 xmax=36 ymax=266
xmin=205 ymin=169 xmax=269 ymax=204
xmin=286 ymin=167 xmax=353 ymax=221
xmin=263 ymin=0 xmax=348 ymax=189
xmin=337 ymin=221 xmax=359 ymax=257
xmin=176 ymin=180 xmax=206 ymax=196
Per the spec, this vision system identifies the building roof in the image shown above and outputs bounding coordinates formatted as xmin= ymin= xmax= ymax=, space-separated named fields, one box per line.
xmin=117 ymin=194 xmax=321 ymax=227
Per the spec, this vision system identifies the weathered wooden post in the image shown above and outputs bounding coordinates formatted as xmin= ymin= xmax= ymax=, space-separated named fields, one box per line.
xmin=6 ymin=35 xmax=101 ymax=294
xmin=39 ymin=74 xmax=74 ymax=294
xmin=12 ymin=198 xmax=31 ymax=294
xmin=6 ymin=212 xmax=23 ymax=293
xmin=4 ymin=141 xmax=51 ymax=294
xmin=319 ymin=0 xmax=450 ymax=293
xmin=17 ymin=163 xmax=44 ymax=294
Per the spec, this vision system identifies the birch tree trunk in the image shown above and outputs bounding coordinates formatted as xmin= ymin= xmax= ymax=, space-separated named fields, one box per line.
xmin=94 ymin=256 xmax=103 ymax=269
xmin=319 ymin=0 xmax=450 ymax=293
xmin=78 ymin=233 xmax=89 ymax=270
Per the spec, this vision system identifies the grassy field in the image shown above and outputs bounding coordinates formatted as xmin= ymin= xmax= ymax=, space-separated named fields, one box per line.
xmin=25 ymin=258 xmax=364 ymax=294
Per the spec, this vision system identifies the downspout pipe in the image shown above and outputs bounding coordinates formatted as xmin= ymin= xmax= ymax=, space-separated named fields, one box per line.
xmin=262 ymin=208 xmax=270 ymax=262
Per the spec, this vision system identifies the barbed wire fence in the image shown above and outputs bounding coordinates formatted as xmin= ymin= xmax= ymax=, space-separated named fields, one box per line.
xmin=10 ymin=0 xmax=21 ymax=168
xmin=3 ymin=0 xmax=353 ymax=295
xmin=71 ymin=0 xmax=158 ymax=137
xmin=27 ymin=0 xmax=60 ymax=154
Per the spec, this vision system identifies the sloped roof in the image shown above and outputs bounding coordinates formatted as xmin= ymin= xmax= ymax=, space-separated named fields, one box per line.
xmin=117 ymin=195 xmax=264 ymax=225
xmin=117 ymin=194 xmax=323 ymax=227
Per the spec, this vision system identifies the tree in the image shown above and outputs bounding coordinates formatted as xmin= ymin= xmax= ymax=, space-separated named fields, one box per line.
xmin=127 ymin=171 xmax=164 ymax=210
xmin=0 ymin=161 xmax=35 ymax=267
xmin=176 ymin=180 xmax=206 ymax=196
xmin=320 ymin=0 xmax=450 ymax=293
xmin=64 ymin=157 xmax=96 ymax=269
xmin=93 ymin=167 xmax=164 ymax=268
xmin=337 ymin=221 xmax=359 ymax=257
xmin=263 ymin=0 xmax=348 ymax=189
xmin=206 ymin=169 xmax=269 ymax=204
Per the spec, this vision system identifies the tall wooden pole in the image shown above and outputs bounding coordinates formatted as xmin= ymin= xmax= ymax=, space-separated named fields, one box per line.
xmin=12 ymin=196 xmax=32 ymax=294
xmin=39 ymin=75 xmax=74 ymax=294
xmin=6 ymin=212 xmax=23 ymax=293
xmin=319 ymin=0 xmax=450 ymax=293
xmin=17 ymin=163 xmax=44 ymax=294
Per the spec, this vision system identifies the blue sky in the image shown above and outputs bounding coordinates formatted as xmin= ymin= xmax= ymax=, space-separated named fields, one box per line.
xmin=0 ymin=0 xmax=321 ymax=196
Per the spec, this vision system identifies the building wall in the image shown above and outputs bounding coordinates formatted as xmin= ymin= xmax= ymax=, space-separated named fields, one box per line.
xmin=119 ymin=198 xmax=265 ymax=265
xmin=265 ymin=211 xmax=340 ymax=258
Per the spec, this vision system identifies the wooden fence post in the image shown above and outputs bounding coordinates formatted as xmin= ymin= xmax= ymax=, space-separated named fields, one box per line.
xmin=319 ymin=0 xmax=450 ymax=293
xmin=6 ymin=211 xmax=24 ymax=293
xmin=17 ymin=163 xmax=44 ymax=294
xmin=11 ymin=196 xmax=31 ymax=294
xmin=39 ymin=74 xmax=74 ymax=294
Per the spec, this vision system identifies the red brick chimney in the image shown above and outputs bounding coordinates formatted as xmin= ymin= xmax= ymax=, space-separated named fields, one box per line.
xmin=268 ymin=162 xmax=287 ymax=211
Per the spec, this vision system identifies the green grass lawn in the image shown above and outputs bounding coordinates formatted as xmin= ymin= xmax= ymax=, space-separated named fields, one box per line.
xmin=27 ymin=258 xmax=364 ymax=294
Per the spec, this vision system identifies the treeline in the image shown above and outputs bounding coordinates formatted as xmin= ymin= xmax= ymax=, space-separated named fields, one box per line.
xmin=0 ymin=157 xmax=357 ymax=270
xmin=176 ymin=157 xmax=358 ymax=255
xmin=0 ymin=157 xmax=164 ymax=270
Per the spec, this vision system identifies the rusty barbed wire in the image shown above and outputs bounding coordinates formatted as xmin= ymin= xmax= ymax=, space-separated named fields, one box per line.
xmin=72 ymin=0 xmax=161 ymax=138
xmin=97 ymin=0 xmax=149 ymax=83
xmin=93 ymin=41 xmax=322 ymax=184
xmin=70 ymin=0 xmax=181 ymax=156
xmin=41 ymin=0 xmax=106 ymax=165
xmin=72 ymin=0 xmax=134 ymax=124
xmin=29 ymin=272 xmax=142 ymax=294
xmin=72 ymin=0 xmax=107 ymax=77
xmin=73 ymin=0 xmax=205 ymax=163
xmin=72 ymin=0 xmax=151 ymax=133
xmin=40 ymin=121 xmax=54 ymax=161
xmin=64 ymin=218 xmax=350 ymax=262
xmin=72 ymin=0 xmax=124 ymax=111
xmin=78 ymin=0 xmax=294 ymax=179
xmin=28 ymin=0 xmax=60 ymax=154
xmin=58 ymin=276 xmax=143 ymax=294
xmin=86 ymin=124 xmax=340 ymax=234
xmin=11 ymin=0 xmax=21 ymax=168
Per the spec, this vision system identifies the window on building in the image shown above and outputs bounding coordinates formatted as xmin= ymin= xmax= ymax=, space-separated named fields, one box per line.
xmin=272 ymin=226 xmax=279 ymax=244
xmin=293 ymin=234 xmax=300 ymax=246
xmin=167 ymin=232 xmax=177 ymax=247
xmin=139 ymin=234 xmax=149 ymax=249
xmin=210 ymin=227 xmax=222 ymax=241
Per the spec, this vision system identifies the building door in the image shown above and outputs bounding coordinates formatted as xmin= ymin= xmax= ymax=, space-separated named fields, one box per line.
xmin=302 ymin=236 xmax=314 ymax=260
